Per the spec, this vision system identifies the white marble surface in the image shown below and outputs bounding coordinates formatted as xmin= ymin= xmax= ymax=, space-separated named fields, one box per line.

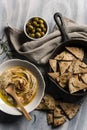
xmin=0 ymin=0 xmax=87 ymax=130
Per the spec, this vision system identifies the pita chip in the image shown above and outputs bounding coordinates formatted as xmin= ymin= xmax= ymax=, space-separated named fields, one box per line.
xmin=53 ymin=107 xmax=66 ymax=127
xmin=47 ymin=112 xmax=54 ymax=125
xmin=36 ymin=94 xmax=56 ymax=110
xmin=66 ymin=47 xmax=84 ymax=60
xmin=59 ymin=61 xmax=72 ymax=74
xmin=49 ymin=59 xmax=57 ymax=72
xmin=69 ymin=75 xmax=87 ymax=93
xmin=73 ymin=60 xmax=87 ymax=74
xmin=55 ymin=51 xmax=74 ymax=61
xmin=59 ymin=102 xmax=80 ymax=119
xmin=48 ymin=72 xmax=59 ymax=80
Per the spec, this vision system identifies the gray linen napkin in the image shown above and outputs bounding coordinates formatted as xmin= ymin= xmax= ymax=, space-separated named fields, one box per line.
xmin=5 ymin=17 xmax=87 ymax=64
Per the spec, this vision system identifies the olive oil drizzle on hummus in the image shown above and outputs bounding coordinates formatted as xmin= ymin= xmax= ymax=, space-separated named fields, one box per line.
xmin=0 ymin=66 xmax=38 ymax=107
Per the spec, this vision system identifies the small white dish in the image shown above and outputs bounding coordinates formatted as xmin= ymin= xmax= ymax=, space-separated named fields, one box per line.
xmin=24 ymin=16 xmax=49 ymax=40
xmin=0 ymin=59 xmax=45 ymax=115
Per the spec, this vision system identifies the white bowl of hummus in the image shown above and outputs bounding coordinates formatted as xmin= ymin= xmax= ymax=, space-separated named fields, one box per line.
xmin=0 ymin=59 xmax=45 ymax=115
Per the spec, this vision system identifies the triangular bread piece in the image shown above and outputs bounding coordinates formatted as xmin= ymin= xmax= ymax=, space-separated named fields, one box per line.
xmin=48 ymin=72 xmax=59 ymax=80
xmin=59 ymin=61 xmax=72 ymax=74
xmin=55 ymin=51 xmax=74 ymax=61
xmin=47 ymin=112 xmax=53 ymax=125
xmin=66 ymin=47 xmax=84 ymax=60
xmin=81 ymin=73 xmax=87 ymax=84
xmin=56 ymin=72 xmax=72 ymax=88
xmin=69 ymin=75 xmax=87 ymax=93
xmin=36 ymin=94 xmax=56 ymax=110
xmin=49 ymin=59 xmax=57 ymax=72
xmin=73 ymin=60 xmax=87 ymax=74
xmin=59 ymin=102 xmax=80 ymax=119
xmin=67 ymin=58 xmax=77 ymax=73
xmin=53 ymin=107 xmax=66 ymax=127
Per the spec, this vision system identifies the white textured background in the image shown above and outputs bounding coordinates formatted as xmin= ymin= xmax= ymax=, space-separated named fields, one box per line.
xmin=0 ymin=0 xmax=87 ymax=130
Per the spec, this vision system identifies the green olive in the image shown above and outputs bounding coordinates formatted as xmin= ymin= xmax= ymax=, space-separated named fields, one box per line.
xmin=42 ymin=27 xmax=47 ymax=32
xmin=36 ymin=28 xmax=41 ymax=32
xmin=32 ymin=28 xmax=36 ymax=33
xmin=33 ymin=21 xmax=37 ymax=26
xmin=40 ymin=24 xmax=45 ymax=29
xmin=35 ymin=32 xmax=41 ymax=38
xmin=27 ymin=25 xmax=33 ymax=31
xmin=33 ymin=17 xmax=39 ymax=22
xmin=38 ymin=19 xmax=44 ymax=24
xmin=26 ymin=22 xmax=31 ymax=26
xmin=40 ymin=32 xmax=45 ymax=36
xmin=31 ymin=33 xmax=35 ymax=38
xmin=29 ymin=33 xmax=35 ymax=38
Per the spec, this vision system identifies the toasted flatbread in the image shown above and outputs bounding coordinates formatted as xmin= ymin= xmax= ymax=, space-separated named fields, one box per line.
xmin=36 ymin=98 xmax=47 ymax=110
xmin=47 ymin=112 xmax=53 ymax=125
xmin=69 ymin=75 xmax=87 ymax=93
xmin=59 ymin=61 xmax=72 ymax=74
xmin=59 ymin=102 xmax=80 ymax=119
xmin=73 ymin=60 xmax=87 ymax=74
xmin=81 ymin=73 xmax=87 ymax=84
xmin=67 ymin=58 xmax=76 ymax=73
xmin=54 ymin=51 xmax=74 ymax=61
xmin=49 ymin=59 xmax=57 ymax=72
xmin=66 ymin=47 xmax=84 ymax=60
xmin=53 ymin=107 xmax=66 ymax=127
xmin=36 ymin=94 xmax=56 ymax=110
xmin=56 ymin=72 xmax=72 ymax=88
xmin=48 ymin=72 xmax=59 ymax=80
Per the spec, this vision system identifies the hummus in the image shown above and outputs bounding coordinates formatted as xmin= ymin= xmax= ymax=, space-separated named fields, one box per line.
xmin=0 ymin=66 xmax=38 ymax=106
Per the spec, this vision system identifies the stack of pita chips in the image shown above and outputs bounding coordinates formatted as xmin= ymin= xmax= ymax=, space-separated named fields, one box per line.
xmin=48 ymin=46 xmax=87 ymax=94
xmin=36 ymin=94 xmax=80 ymax=127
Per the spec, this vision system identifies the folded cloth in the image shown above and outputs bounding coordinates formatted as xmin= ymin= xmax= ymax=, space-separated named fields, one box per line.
xmin=5 ymin=17 xmax=87 ymax=64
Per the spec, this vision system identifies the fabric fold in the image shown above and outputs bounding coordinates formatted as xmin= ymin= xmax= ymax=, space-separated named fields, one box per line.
xmin=5 ymin=18 xmax=87 ymax=64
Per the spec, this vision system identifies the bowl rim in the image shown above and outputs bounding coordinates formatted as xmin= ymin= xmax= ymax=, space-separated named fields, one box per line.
xmin=0 ymin=59 xmax=45 ymax=115
xmin=24 ymin=16 xmax=49 ymax=40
